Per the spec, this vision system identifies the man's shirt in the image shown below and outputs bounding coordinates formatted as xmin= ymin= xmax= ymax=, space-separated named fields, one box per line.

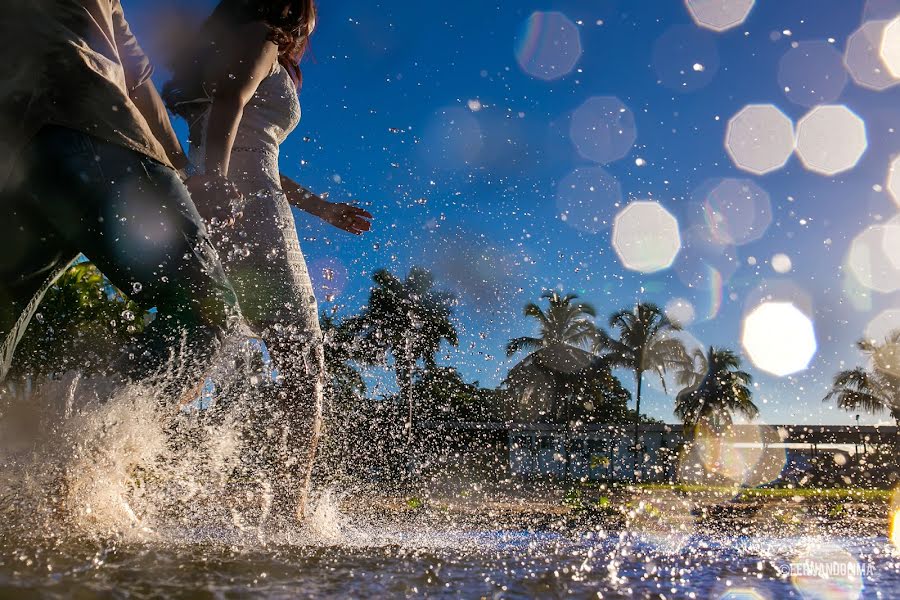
xmin=0 ymin=0 xmax=173 ymax=187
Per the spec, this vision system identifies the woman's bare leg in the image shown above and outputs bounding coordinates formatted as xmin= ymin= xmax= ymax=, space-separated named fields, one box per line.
xmin=263 ymin=328 xmax=324 ymax=522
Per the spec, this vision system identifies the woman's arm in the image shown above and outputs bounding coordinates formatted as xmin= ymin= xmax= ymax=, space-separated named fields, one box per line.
xmin=201 ymin=21 xmax=278 ymax=177
xmin=281 ymin=174 xmax=373 ymax=235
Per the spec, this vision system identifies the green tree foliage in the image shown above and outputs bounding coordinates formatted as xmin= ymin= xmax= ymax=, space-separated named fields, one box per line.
xmin=10 ymin=260 xmax=147 ymax=379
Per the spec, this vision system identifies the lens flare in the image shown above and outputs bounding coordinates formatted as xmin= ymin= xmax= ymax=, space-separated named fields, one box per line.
xmin=866 ymin=309 xmax=900 ymax=343
xmin=569 ymin=96 xmax=637 ymax=164
xmin=890 ymin=487 xmax=900 ymax=549
xmin=612 ymin=201 xmax=682 ymax=273
xmin=688 ymin=423 xmax=786 ymax=488
xmin=778 ymin=40 xmax=848 ymax=107
xmin=846 ymin=222 xmax=900 ymax=293
xmin=844 ymin=20 xmax=900 ymax=91
xmin=555 ymin=166 xmax=622 ymax=233
xmin=725 ymin=104 xmax=795 ymax=175
xmin=665 ymin=297 xmax=697 ymax=326
xmin=888 ymin=156 xmax=900 ymax=206
xmin=684 ymin=0 xmax=755 ymax=32
xmin=795 ymin=105 xmax=867 ymax=176
xmin=789 ymin=543 xmax=864 ymax=600
xmin=771 ymin=253 xmax=792 ymax=273
xmin=741 ymin=302 xmax=817 ymax=376
xmin=652 ymin=24 xmax=720 ymax=93
xmin=880 ymin=16 xmax=900 ymax=77
xmin=703 ymin=178 xmax=772 ymax=245
xmin=515 ymin=11 xmax=582 ymax=81
xmin=717 ymin=589 xmax=767 ymax=600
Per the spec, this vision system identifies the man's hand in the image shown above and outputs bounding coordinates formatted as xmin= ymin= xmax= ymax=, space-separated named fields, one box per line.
xmin=318 ymin=201 xmax=373 ymax=235
xmin=185 ymin=174 xmax=244 ymax=227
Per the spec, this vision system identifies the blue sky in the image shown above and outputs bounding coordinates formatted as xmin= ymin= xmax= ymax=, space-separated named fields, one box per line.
xmin=125 ymin=0 xmax=900 ymax=425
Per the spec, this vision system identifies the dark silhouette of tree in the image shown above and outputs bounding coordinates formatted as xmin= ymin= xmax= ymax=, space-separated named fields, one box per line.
xmin=674 ymin=346 xmax=757 ymax=433
xmin=348 ymin=267 xmax=458 ymax=447
xmin=594 ymin=302 xmax=686 ymax=479
xmin=824 ymin=333 xmax=900 ymax=427
xmin=505 ymin=291 xmax=598 ymax=421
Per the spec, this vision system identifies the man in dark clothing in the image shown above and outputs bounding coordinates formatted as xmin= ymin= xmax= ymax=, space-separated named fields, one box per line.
xmin=0 ymin=0 xmax=245 ymax=386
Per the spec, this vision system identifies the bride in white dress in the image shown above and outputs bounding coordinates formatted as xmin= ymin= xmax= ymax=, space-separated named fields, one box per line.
xmin=164 ymin=0 xmax=371 ymax=523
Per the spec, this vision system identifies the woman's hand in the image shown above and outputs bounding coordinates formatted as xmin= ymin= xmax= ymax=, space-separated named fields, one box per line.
xmin=318 ymin=200 xmax=373 ymax=235
xmin=185 ymin=173 xmax=244 ymax=227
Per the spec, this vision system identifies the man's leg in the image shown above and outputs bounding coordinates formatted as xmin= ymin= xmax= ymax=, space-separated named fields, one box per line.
xmin=0 ymin=185 xmax=77 ymax=380
xmin=18 ymin=126 xmax=243 ymax=388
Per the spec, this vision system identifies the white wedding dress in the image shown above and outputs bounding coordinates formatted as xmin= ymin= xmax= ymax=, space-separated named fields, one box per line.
xmin=182 ymin=60 xmax=324 ymax=519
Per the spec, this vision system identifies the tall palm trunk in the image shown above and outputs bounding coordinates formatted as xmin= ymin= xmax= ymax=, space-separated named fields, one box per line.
xmin=633 ymin=370 xmax=643 ymax=481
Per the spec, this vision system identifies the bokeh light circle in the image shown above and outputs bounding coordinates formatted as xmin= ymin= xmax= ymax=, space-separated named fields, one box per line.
xmin=789 ymin=543 xmax=864 ymax=600
xmin=689 ymin=423 xmax=787 ymax=488
xmin=555 ymin=166 xmax=622 ymax=233
xmin=795 ymin=105 xmax=868 ymax=176
xmin=569 ymin=96 xmax=637 ymax=164
xmin=515 ymin=11 xmax=582 ymax=81
xmin=846 ymin=221 xmax=900 ymax=293
xmin=665 ymin=297 xmax=697 ymax=327
xmin=685 ymin=0 xmax=755 ymax=32
xmin=887 ymin=155 xmax=900 ymax=206
xmin=880 ymin=16 xmax=900 ymax=77
xmin=771 ymin=253 xmax=792 ymax=273
xmin=741 ymin=302 xmax=817 ymax=376
xmin=844 ymin=20 xmax=900 ymax=91
xmin=777 ymin=40 xmax=848 ymax=107
xmin=866 ymin=309 xmax=900 ymax=343
xmin=612 ymin=201 xmax=682 ymax=273
xmin=704 ymin=178 xmax=773 ymax=245
xmin=652 ymin=25 xmax=720 ymax=93
xmin=725 ymin=104 xmax=795 ymax=175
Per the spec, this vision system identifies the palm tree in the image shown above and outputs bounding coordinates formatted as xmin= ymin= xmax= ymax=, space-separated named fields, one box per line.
xmin=505 ymin=291 xmax=598 ymax=477
xmin=824 ymin=333 xmax=900 ymax=427
xmin=348 ymin=267 xmax=458 ymax=448
xmin=674 ymin=346 xmax=757 ymax=433
xmin=506 ymin=291 xmax=597 ymax=357
xmin=505 ymin=291 xmax=598 ymax=422
xmin=595 ymin=302 xmax=686 ymax=479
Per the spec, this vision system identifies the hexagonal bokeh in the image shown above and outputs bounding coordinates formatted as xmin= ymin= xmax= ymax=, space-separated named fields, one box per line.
xmin=846 ymin=221 xmax=900 ymax=293
xmin=844 ymin=20 xmax=900 ymax=91
xmin=612 ymin=201 xmax=681 ymax=273
xmin=888 ymin=155 xmax=900 ymax=206
xmin=725 ymin=104 xmax=795 ymax=175
xmin=795 ymin=105 xmax=868 ymax=176
xmin=569 ymin=96 xmax=637 ymax=164
xmin=685 ymin=0 xmax=755 ymax=32
xmin=865 ymin=308 xmax=900 ymax=343
xmin=665 ymin=297 xmax=696 ymax=327
xmin=881 ymin=16 xmax=900 ymax=77
xmin=777 ymin=40 xmax=848 ymax=107
xmin=704 ymin=178 xmax=772 ymax=245
xmin=515 ymin=11 xmax=582 ymax=81
xmin=741 ymin=302 xmax=817 ymax=377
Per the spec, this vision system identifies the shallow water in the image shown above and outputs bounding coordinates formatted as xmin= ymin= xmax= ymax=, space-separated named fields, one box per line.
xmin=1 ymin=527 xmax=897 ymax=598
xmin=2 ymin=378 xmax=898 ymax=599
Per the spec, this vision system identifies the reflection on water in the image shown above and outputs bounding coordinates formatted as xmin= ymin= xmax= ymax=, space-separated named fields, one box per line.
xmin=2 ymin=524 xmax=898 ymax=598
